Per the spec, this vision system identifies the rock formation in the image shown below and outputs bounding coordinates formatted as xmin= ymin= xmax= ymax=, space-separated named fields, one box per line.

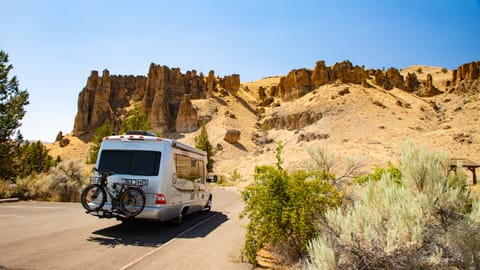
xmin=224 ymin=129 xmax=241 ymax=144
xmin=276 ymin=60 xmax=369 ymax=101
xmin=452 ymin=61 xmax=480 ymax=84
xmin=405 ymin=72 xmax=420 ymax=92
xmin=175 ymin=94 xmax=199 ymax=133
xmin=416 ymin=74 xmax=442 ymax=97
xmin=73 ymin=63 xmax=240 ymax=141
xmin=219 ymin=74 xmax=241 ymax=94
xmin=263 ymin=111 xmax=323 ymax=130
xmin=73 ymin=69 xmax=147 ymax=139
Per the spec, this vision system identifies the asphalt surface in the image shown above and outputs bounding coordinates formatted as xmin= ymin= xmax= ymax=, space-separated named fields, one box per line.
xmin=0 ymin=187 xmax=251 ymax=270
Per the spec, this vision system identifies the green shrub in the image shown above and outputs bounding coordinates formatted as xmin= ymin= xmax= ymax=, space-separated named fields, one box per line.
xmin=120 ymin=105 xmax=151 ymax=134
xmin=354 ymin=162 xmax=401 ymax=185
xmin=48 ymin=159 xmax=85 ymax=202
xmin=18 ymin=140 xmax=58 ymax=178
xmin=87 ymin=121 xmax=112 ymax=164
xmin=194 ymin=122 xmax=214 ymax=172
xmin=8 ymin=159 xmax=86 ymax=201
xmin=441 ymin=67 xmax=448 ymax=73
xmin=241 ymin=143 xmax=342 ymax=265
xmin=307 ymin=141 xmax=477 ymax=269
xmin=416 ymin=67 xmax=423 ymax=73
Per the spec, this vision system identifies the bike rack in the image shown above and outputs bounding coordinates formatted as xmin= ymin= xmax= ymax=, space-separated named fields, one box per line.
xmin=86 ymin=209 xmax=136 ymax=220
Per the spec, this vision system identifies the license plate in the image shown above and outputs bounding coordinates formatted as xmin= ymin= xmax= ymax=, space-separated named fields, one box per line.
xmin=122 ymin=178 xmax=149 ymax=187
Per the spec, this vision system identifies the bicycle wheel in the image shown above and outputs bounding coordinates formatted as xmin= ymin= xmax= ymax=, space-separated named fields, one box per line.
xmin=81 ymin=184 xmax=106 ymax=211
xmin=119 ymin=188 xmax=145 ymax=217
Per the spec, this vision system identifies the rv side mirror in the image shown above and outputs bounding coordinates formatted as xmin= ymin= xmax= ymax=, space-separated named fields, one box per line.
xmin=207 ymin=175 xmax=217 ymax=183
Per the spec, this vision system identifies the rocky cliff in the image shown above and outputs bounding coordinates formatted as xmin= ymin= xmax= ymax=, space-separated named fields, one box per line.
xmin=73 ymin=59 xmax=479 ymax=141
xmin=273 ymin=60 xmax=435 ymax=102
xmin=73 ymin=63 xmax=240 ymax=141
xmin=449 ymin=61 xmax=480 ymax=94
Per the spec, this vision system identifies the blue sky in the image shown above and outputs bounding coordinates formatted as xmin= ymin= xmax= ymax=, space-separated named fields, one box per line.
xmin=1 ymin=0 xmax=479 ymax=142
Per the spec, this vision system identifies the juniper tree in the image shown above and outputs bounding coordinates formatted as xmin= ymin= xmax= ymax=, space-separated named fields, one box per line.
xmin=120 ymin=105 xmax=151 ymax=133
xmin=87 ymin=121 xmax=113 ymax=164
xmin=0 ymin=50 xmax=29 ymax=180
xmin=194 ymin=122 xmax=214 ymax=172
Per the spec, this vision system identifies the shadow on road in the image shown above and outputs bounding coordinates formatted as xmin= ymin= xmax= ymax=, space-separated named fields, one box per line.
xmin=86 ymin=211 xmax=228 ymax=248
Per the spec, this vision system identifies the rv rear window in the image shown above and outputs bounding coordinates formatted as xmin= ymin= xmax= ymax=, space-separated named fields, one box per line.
xmin=98 ymin=150 xmax=161 ymax=176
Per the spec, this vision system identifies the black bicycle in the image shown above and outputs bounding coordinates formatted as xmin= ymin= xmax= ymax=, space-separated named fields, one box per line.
xmin=81 ymin=170 xmax=146 ymax=218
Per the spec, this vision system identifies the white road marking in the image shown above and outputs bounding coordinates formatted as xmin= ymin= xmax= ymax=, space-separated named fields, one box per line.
xmin=119 ymin=212 xmax=220 ymax=270
xmin=2 ymin=205 xmax=78 ymax=210
xmin=0 ymin=214 xmax=26 ymax=218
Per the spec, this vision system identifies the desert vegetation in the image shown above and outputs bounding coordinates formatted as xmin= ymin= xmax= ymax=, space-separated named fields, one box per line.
xmin=240 ymin=142 xmax=343 ymax=266
xmin=308 ymin=141 xmax=480 ymax=270
xmin=3 ymin=160 xmax=85 ymax=202
xmin=240 ymin=140 xmax=480 ymax=269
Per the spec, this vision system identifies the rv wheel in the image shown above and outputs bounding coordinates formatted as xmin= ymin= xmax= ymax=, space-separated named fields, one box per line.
xmin=204 ymin=196 xmax=212 ymax=212
xmin=172 ymin=208 xmax=187 ymax=225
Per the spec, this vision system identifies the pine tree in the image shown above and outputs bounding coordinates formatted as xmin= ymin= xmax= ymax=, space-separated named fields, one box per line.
xmin=0 ymin=50 xmax=30 ymax=180
xmin=18 ymin=140 xmax=55 ymax=178
xmin=87 ymin=121 xmax=112 ymax=164
xmin=120 ymin=105 xmax=151 ymax=133
xmin=194 ymin=122 xmax=214 ymax=172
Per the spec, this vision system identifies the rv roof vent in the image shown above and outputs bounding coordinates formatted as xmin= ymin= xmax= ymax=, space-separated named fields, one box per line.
xmin=125 ymin=130 xmax=157 ymax=137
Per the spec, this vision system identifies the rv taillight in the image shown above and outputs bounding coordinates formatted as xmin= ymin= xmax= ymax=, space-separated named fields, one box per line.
xmin=155 ymin=194 xmax=167 ymax=205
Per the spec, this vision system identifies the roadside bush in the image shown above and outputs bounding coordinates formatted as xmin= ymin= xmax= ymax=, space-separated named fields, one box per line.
xmin=7 ymin=159 xmax=86 ymax=201
xmin=241 ymin=143 xmax=342 ymax=265
xmin=216 ymin=169 xmax=243 ymax=186
xmin=48 ymin=159 xmax=85 ymax=202
xmin=0 ymin=180 xmax=8 ymax=198
xmin=354 ymin=161 xmax=401 ymax=185
xmin=307 ymin=141 xmax=477 ymax=270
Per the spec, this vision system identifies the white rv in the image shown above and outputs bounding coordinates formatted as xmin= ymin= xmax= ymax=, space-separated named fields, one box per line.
xmin=91 ymin=131 xmax=212 ymax=223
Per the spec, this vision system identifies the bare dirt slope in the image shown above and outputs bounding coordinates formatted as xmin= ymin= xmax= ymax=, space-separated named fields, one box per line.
xmin=48 ymin=67 xmax=480 ymax=183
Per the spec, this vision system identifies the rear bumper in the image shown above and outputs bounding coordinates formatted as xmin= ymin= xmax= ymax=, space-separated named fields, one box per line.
xmin=135 ymin=204 xmax=177 ymax=221
xmin=85 ymin=203 xmax=180 ymax=222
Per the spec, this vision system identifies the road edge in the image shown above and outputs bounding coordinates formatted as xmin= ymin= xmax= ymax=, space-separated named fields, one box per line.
xmin=0 ymin=198 xmax=19 ymax=203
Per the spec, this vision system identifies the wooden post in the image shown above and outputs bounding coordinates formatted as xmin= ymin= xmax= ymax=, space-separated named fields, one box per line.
xmin=471 ymin=167 xmax=477 ymax=185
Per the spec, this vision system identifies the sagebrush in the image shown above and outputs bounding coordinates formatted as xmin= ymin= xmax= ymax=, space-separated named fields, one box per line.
xmin=308 ymin=141 xmax=479 ymax=270
xmin=3 ymin=159 xmax=86 ymax=202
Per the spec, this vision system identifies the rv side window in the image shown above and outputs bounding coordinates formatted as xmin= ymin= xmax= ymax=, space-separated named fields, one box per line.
xmin=175 ymin=155 xmax=205 ymax=181
xmin=98 ymin=150 xmax=161 ymax=176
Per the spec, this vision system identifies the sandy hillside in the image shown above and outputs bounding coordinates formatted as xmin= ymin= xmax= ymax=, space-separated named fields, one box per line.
xmin=47 ymin=66 xmax=480 ymax=183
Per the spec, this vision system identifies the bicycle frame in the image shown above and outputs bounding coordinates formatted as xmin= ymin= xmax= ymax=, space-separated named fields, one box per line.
xmin=84 ymin=171 xmax=146 ymax=219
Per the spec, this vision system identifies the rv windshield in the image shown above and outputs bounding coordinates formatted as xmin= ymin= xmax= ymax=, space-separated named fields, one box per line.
xmin=98 ymin=150 xmax=161 ymax=176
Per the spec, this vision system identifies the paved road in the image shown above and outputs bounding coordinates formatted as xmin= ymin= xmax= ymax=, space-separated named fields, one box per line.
xmin=0 ymin=187 xmax=251 ymax=270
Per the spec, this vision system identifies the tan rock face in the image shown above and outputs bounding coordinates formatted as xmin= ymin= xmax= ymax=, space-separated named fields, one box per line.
xmin=175 ymin=94 xmax=199 ymax=133
xmin=220 ymin=74 xmax=240 ymax=94
xmin=311 ymin=60 xmax=330 ymax=88
xmin=416 ymin=73 xmax=442 ymax=97
xmin=263 ymin=111 xmax=323 ymax=130
xmin=278 ymin=68 xmax=312 ymax=101
xmin=73 ymin=63 xmax=240 ymax=141
xmin=386 ymin=68 xmax=405 ymax=90
xmin=277 ymin=60 xmax=368 ymax=101
xmin=224 ymin=129 xmax=241 ymax=144
xmin=452 ymin=61 xmax=480 ymax=84
xmin=405 ymin=72 xmax=420 ymax=92
xmin=73 ymin=70 xmax=146 ymax=139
